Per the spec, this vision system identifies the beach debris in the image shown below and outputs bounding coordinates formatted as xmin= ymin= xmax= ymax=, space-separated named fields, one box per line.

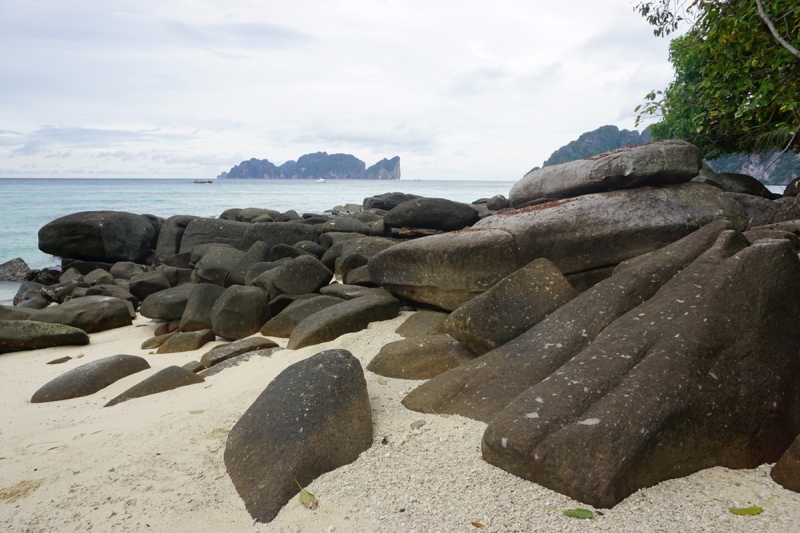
xmin=46 ymin=356 xmax=72 ymax=365
xmin=377 ymin=378 xmax=387 ymax=385
xmin=731 ymin=506 xmax=763 ymax=516
xmin=295 ymin=479 xmax=318 ymax=510
xmin=470 ymin=521 xmax=485 ymax=528
xmin=562 ymin=508 xmax=592 ymax=519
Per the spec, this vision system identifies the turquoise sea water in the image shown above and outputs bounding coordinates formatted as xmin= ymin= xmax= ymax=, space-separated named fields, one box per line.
xmin=0 ymin=178 xmax=516 ymax=271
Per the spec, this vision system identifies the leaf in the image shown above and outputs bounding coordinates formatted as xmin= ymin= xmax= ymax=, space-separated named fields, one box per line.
xmin=562 ymin=508 xmax=593 ymax=519
xmin=471 ymin=521 xmax=485 ymax=528
xmin=190 ymin=410 xmax=204 ymax=414
xmin=294 ymin=479 xmax=318 ymax=510
xmin=377 ymin=378 xmax=388 ymax=386
xmin=731 ymin=506 xmax=763 ymax=516
xmin=108 ymin=467 xmax=115 ymax=472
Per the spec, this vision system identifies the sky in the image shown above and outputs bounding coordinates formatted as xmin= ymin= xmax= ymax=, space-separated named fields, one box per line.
xmin=0 ymin=0 xmax=676 ymax=180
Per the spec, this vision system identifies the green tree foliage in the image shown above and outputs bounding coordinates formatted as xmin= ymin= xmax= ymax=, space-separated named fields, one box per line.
xmin=635 ymin=1 xmax=800 ymax=159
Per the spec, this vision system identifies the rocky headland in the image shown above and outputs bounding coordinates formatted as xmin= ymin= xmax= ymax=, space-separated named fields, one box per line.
xmin=2 ymin=139 xmax=800 ymax=531
xmin=218 ymin=152 xmax=401 ymax=180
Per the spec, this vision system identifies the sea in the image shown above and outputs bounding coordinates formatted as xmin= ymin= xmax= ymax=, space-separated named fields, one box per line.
xmin=0 ymin=179 xmax=787 ymax=305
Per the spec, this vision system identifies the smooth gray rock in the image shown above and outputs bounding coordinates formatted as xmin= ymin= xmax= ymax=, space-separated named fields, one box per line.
xmin=726 ymin=192 xmax=800 ymax=227
xmin=384 ymin=198 xmax=479 ymax=231
xmin=510 ymin=139 xmax=701 ymax=207
xmin=693 ymin=171 xmax=778 ymax=199
xmin=321 ymin=217 xmax=371 ymax=235
xmin=200 ymin=336 xmax=278 ymax=368
xmin=109 ymin=261 xmax=145 ymax=280
xmin=224 ymin=349 xmax=372 ymax=523
xmin=211 ymin=286 xmax=271 ymax=340
xmin=395 ymin=311 xmax=448 ymax=338
xmin=226 ymin=242 xmax=272 ymax=287
xmin=0 ymin=320 xmax=89 ymax=354
xmin=14 ymin=282 xmax=44 ymax=306
xmin=16 ymin=297 xmax=49 ymax=310
xmin=288 ymin=292 xmax=400 ymax=349
xmin=157 ymin=329 xmax=216 ymax=354
xmin=31 ymin=354 xmax=150 ymax=402
xmin=128 ymin=271 xmax=171 ymax=302
xmin=367 ymin=334 xmax=477 ymax=379
xmin=0 ymin=305 xmax=36 ymax=321
xmin=270 ymin=243 xmax=314 ymax=261
xmin=83 ymin=268 xmax=114 ymax=286
xmin=59 ymin=268 xmax=83 ymax=284
xmin=195 ymin=246 xmax=246 ymax=286
xmin=155 ymin=216 xmax=199 ymax=260
xmin=363 ymin=192 xmax=421 ymax=211
xmin=105 ymin=365 xmax=204 ymax=407
xmin=0 ymin=257 xmax=30 ymax=282
xmin=198 ymin=347 xmax=282 ymax=377
xmin=85 ymin=284 xmax=140 ymax=309
xmin=260 ymin=296 xmax=344 ymax=338
xmin=271 ymin=256 xmax=333 ymax=296
xmin=337 ymin=237 xmax=397 ymax=278
xmin=28 ymin=296 xmax=133 ymax=333
xmin=38 ymin=211 xmax=156 ymax=263
xmin=180 ymin=284 xmax=226 ymax=332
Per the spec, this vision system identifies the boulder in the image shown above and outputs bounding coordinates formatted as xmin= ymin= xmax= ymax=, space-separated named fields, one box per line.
xmin=179 ymin=284 xmax=226 ymax=332
xmin=772 ymin=434 xmax=800 ymax=493
xmin=275 ymin=210 xmax=301 ymax=222
xmin=271 ymin=256 xmax=333 ymax=296
xmin=248 ymin=266 xmax=285 ymax=297
xmin=155 ymin=216 xmax=200 ymax=260
xmin=510 ymin=139 xmax=701 ymax=207
xmin=200 ymin=336 xmax=278 ymax=368
xmin=63 ymin=260 xmax=112 ymax=275
xmin=288 ymin=291 xmax=400 ymax=349
xmin=270 ymin=243 xmax=314 ymax=261
xmin=482 ymin=233 xmax=800 ymax=509
xmin=28 ymin=295 xmax=133 ymax=333
xmin=198 ymin=347 xmax=282 ymax=377
xmin=0 ymin=257 xmax=30 ymax=282
xmin=337 ymin=237 xmax=397 ymax=278
xmin=344 ymin=265 xmax=374 ymax=286
xmin=157 ymin=329 xmax=216 ymax=354
xmin=268 ymin=293 xmax=317 ymax=316
xmin=442 ymin=258 xmax=578 ymax=355
xmin=83 ymin=268 xmax=114 ymax=286
xmin=30 ymin=354 xmax=150 ymax=403
xmin=321 ymin=217 xmax=371 ymax=235
xmin=155 ymin=264 xmax=191 ymax=286
xmin=244 ymin=259 xmax=290 ymax=286
xmin=139 ymin=285 xmax=195 ymax=320
xmin=384 ymin=198 xmax=479 ymax=232
xmin=235 ymin=208 xmax=280 ymax=223
xmin=16 ymin=297 xmax=49 ymax=310
xmin=85 ymin=284 xmax=140 ymax=309
xmin=190 ymin=242 xmax=239 ymax=264
xmin=0 ymin=305 xmax=36 ymax=321
xmin=109 ymin=261 xmax=145 ymax=280
xmin=294 ymin=240 xmax=325 ymax=258
xmin=195 ymin=246 xmax=246 ymax=286
xmin=154 ymin=319 xmax=181 ymax=336
xmin=41 ymin=280 xmax=89 ymax=304
xmin=38 ymin=211 xmax=156 ymax=263
xmin=179 ymin=218 xmax=249 ymax=253
xmin=367 ymin=334 xmax=477 ymax=379
xmin=239 ymin=222 xmax=319 ymax=251
xmin=726 ymin=192 xmax=800 ymax=227
xmin=224 ymin=349 xmax=372 ymax=523
xmin=318 ymin=231 xmax=362 ymax=250
xmin=693 ymin=171 xmax=778 ymax=199
xmin=104 ymin=366 xmax=204 ymax=407
xmin=260 ymin=296 xmax=344 ymax=338
xmin=211 ymin=286 xmax=271 ymax=340
xmin=13 ymin=282 xmax=44 ymax=305
xmin=486 ymin=195 xmax=508 ymax=211
xmin=402 ymin=220 xmax=733 ymax=422
xmin=0 ymin=320 xmax=89 ymax=354
xmin=128 ymin=271 xmax=171 ymax=302
xmin=226 ymin=242 xmax=272 ymax=287
xmin=59 ymin=268 xmax=84 ymax=284
xmin=363 ymin=192 xmax=421 ymax=211
xmin=395 ymin=311 xmax=448 ymax=338
xmin=319 ymin=283 xmax=387 ymax=300
xmin=140 ymin=331 xmax=177 ymax=350
xmin=368 ymin=228 xmax=519 ymax=311
xmin=784 ymin=177 xmax=800 ymax=197
xmin=372 ymin=184 xmax=746 ymax=310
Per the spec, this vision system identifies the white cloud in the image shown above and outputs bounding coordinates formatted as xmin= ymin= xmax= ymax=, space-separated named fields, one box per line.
xmin=0 ymin=0 xmax=675 ymax=179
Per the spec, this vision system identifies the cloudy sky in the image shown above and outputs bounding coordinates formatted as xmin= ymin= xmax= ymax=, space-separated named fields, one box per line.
xmin=0 ymin=0 xmax=675 ymax=180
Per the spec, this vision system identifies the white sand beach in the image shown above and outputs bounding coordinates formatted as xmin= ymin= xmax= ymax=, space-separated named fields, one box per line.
xmin=1 ymin=313 xmax=799 ymax=533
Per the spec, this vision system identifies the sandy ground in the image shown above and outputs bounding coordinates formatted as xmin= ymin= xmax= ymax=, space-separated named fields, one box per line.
xmin=1 ymin=312 xmax=799 ymax=533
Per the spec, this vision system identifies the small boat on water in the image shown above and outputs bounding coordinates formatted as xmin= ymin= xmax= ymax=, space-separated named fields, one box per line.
xmin=194 ymin=180 xmax=213 ymax=184
xmin=316 ymin=178 xmax=326 ymax=183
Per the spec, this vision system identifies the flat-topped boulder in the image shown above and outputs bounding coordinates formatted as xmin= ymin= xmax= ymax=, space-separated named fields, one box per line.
xmin=367 ymin=334 xmax=477 ymax=379
xmin=363 ymin=192 xmax=420 ymax=211
xmin=31 ymin=354 xmax=150 ymax=403
xmin=271 ymin=255 xmax=333 ymax=296
xmin=128 ymin=271 xmax=171 ymax=302
xmin=180 ymin=284 xmax=226 ymax=332
xmin=38 ymin=211 xmax=156 ymax=263
xmin=510 ymin=139 xmax=701 ymax=207
xmin=395 ymin=310 xmax=448 ymax=338
xmin=200 ymin=336 xmax=278 ymax=368
xmin=260 ymin=295 xmax=344 ymax=338
xmin=0 ymin=305 xmax=36 ymax=321
xmin=195 ymin=245 xmax=246 ymax=285
xmin=28 ymin=295 xmax=133 ymax=333
xmin=157 ymin=329 xmax=216 ymax=353
xmin=211 ymin=286 xmax=271 ymax=340
xmin=139 ymin=284 xmax=194 ymax=320
xmin=180 ymin=218 xmax=318 ymax=253
xmin=0 ymin=320 xmax=89 ymax=354
xmin=226 ymin=242 xmax=272 ymax=287
xmin=384 ymin=198 xmax=479 ymax=232
xmin=371 ymin=183 xmax=746 ymax=309
xmin=224 ymin=349 xmax=372 ymax=523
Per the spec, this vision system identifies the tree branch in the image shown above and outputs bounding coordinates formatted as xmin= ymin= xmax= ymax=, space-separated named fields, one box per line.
xmin=755 ymin=0 xmax=800 ymax=60
xmin=765 ymin=123 xmax=800 ymax=171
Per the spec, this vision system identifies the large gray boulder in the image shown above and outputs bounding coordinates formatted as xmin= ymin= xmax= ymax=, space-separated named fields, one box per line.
xmin=367 ymin=334 xmax=477 ymax=379
xmin=180 ymin=219 xmax=318 ymax=253
xmin=226 ymin=242 xmax=272 ymax=287
xmin=157 ymin=329 xmax=216 ymax=353
xmin=482 ymin=232 xmax=800 ymax=508
xmin=154 ymin=215 xmax=199 ymax=260
xmin=139 ymin=284 xmax=194 ymax=320
xmin=28 ymin=296 xmax=133 ymax=333
xmin=38 ymin=211 xmax=156 ymax=263
xmin=195 ymin=245 xmax=246 ymax=285
xmin=260 ymin=295 xmax=344 ymax=338
xmin=363 ymin=192 xmax=420 ymax=211
xmin=321 ymin=217 xmax=371 ymax=235
xmin=288 ymin=291 xmax=400 ymax=349
xmin=402 ymin=220 xmax=733 ymax=422
xmin=85 ymin=284 xmax=139 ymax=309
xmin=371 ymin=183 xmax=746 ymax=309
xmin=224 ymin=349 xmax=372 ymax=523
xmin=31 ymin=354 xmax=150 ymax=402
xmin=0 ymin=305 xmax=36 ymax=321
xmin=105 ymin=366 xmax=204 ymax=407
xmin=510 ymin=139 xmax=701 ymax=207
xmin=726 ymin=192 xmax=800 ymax=227
xmin=211 ymin=286 xmax=271 ymax=340
xmin=0 ymin=257 xmax=30 ymax=282
xmin=179 ymin=284 xmax=226 ymax=332
xmin=0 ymin=320 xmax=89 ymax=354
xmin=271 ymin=256 xmax=333 ymax=296
xmin=442 ymin=258 xmax=578 ymax=355
xmin=693 ymin=171 xmax=778 ymax=199
xmin=128 ymin=271 xmax=171 ymax=302
xmin=109 ymin=261 xmax=145 ymax=280
xmin=200 ymin=336 xmax=278 ymax=368
xmin=384 ymin=198 xmax=479 ymax=231
xmin=395 ymin=311 xmax=448 ymax=338
xmin=337 ymin=237 xmax=398 ymax=278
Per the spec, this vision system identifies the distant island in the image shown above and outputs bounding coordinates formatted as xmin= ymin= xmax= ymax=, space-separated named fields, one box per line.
xmin=217 ymin=152 xmax=400 ymax=180
xmin=537 ymin=125 xmax=800 ymax=185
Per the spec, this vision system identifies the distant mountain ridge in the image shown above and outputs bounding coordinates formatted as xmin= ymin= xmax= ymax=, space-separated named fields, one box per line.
xmin=537 ymin=125 xmax=800 ymax=185
xmin=218 ymin=153 xmax=400 ymax=180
